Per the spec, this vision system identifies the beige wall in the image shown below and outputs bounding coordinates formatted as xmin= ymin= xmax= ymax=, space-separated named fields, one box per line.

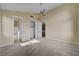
xmin=0 ymin=10 xmax=1 ymax=45
xmin=42 ymin=4 xmax=76 ymax=42
xmin=2 ymin=15 xmax=14 ymax=46
xmin=77 ymin=4 xmax=79 ymax=43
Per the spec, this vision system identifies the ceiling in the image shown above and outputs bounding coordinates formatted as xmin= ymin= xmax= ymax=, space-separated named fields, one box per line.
xmin=0 ymin=3 xmax=62 ymax=13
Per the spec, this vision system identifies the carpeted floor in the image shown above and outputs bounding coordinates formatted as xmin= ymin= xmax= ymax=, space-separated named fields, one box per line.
xmin=0 ymin=39 xmax=79 ymax=56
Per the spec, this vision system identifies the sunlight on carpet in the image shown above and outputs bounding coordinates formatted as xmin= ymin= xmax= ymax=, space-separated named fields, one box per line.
xmin=20 ymin=40 xmax=40 ymax=46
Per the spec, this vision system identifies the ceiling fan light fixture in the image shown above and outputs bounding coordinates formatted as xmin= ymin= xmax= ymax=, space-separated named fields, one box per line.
xmin=40 ymin=3 xmax=46 ymax=16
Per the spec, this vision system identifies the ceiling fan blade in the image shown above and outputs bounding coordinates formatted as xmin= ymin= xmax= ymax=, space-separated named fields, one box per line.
xmin=41 ymin=12 xmax=45 ymax=16
xmin=42 ymin=9 xmax=46 ymax=12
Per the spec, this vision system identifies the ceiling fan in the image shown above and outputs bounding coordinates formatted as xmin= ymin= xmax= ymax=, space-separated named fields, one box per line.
xmin=40 ymin=3 xmax=47 ymax=16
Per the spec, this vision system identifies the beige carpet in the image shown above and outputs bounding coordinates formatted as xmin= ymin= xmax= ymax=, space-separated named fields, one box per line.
xmin=0 ymin=39 xmax=79 ymax=56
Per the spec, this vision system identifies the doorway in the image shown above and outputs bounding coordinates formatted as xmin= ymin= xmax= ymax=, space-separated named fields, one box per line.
xmin=30 ymin=19 xmax=42 ymax=40
xmin=13 ymin=16 xmax=23 ymax=43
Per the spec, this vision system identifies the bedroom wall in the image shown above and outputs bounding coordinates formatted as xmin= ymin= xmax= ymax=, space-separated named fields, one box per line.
xmin=0 ymin=10 xmax=39 ymax=47
xmin=42 ymin=4 xmax=77 ymax=42
xmin=77 ymin=4 xmax=79 ymax=43
xmin=2 ymin=15 xmax=14 ymax=46
xmin=0 ymin=10 xmax=1 ymax=45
